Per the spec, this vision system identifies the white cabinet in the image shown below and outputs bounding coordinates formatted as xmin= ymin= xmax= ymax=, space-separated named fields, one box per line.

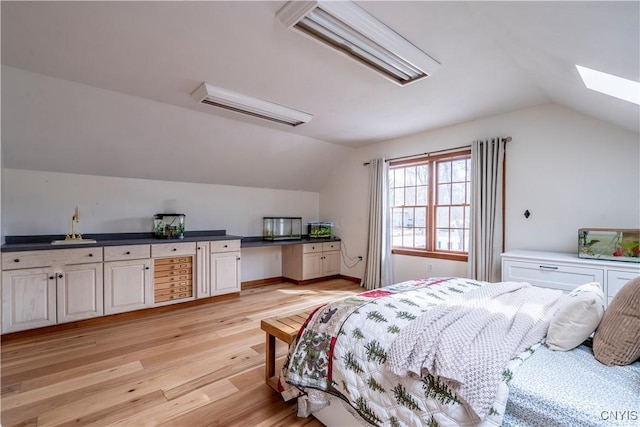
xmin=104 ymin=259 xmax=152 ymax=315
xmin=2 ymin=267 xmax=56 ymax=333
xmin=501 ymin=250 xmax=640 ymax=305
xmin=282 ymin=241 xmax=341 ymax=282
xmin=57 ymin=262 xmax=103 ymax=323
xmin=1 ymin=248 xmax=104 ymax=333
xmin=210 ymin=240 xmax=241 ymax=296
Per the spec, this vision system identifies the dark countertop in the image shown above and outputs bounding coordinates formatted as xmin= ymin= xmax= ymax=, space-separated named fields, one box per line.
xmin=1 ymin=231 xmax=340 ymax=252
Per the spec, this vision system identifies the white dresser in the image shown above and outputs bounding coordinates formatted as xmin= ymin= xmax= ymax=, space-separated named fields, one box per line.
xmin=501 ymin=250 xmax=640 ymax=306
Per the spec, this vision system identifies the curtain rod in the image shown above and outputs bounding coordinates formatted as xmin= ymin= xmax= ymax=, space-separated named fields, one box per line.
xmin=362 ymin=136 xmax=512 ymax=166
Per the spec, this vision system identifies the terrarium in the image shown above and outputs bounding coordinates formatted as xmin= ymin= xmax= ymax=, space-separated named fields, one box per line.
xmin=307 ymin=222 xmax=333 ymax=238
xmin=263 ymin=217 xmax=302 ymax=241
xmin=578 ymin=228 xmax=640 ymax=263
xmin=154 ymin=214 xmax=185 ymax=239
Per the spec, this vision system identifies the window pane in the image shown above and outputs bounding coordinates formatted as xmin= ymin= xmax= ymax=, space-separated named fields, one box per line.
xmin=395 ymin=168 xmax=405 ymax=187
xmin=436 ymin=229 xmax=450 ymax=250
xmin=451 ymin=206 xmax=464 ymax=227
xmin=405 ymin=186 xmax=416 ymax=206
xmin=452 ymin=159 xmax=467 ymax=182
xmin=451 ymin=183 xmax=466 ymax=204
xmin=466 ymin=182 xmax=471 ymax=204
xmin=414 ymin=228 xmax=426 ymax=248
xmin=451 ymin=229 xmax=465 ymax=251
xmin=392 ymin=208 xmax=404 ymax=229
xmin=437 ymin=207 xmax=450 ymax=228
xmin=438 ymin=184 xmax=451 ymax=205
xmin=405 ymin=166 xmax=416 ymax=186
xmin=416 ymin=185 xmax=428 ymax=205
xmin=395 ymin=188 xmax=404 ymax=206
xmin=438 ymin=162 xmax=451 ymax=183
xmin=416 ymin=165 xmax=429 ymax=185
xmin=414 ymin=207 xmax=426 ymax=228
xmin=402 ymin=231 xmax=414 ymax=248
xmin=464 ymin=206 xmax=470 ymax=228
xmin=463 ymin=230 xmax=470 ymax=252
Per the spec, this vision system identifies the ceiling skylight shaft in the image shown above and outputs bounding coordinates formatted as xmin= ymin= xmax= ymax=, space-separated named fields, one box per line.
xmin=277 ymin=0 xmax=440 ymax=86
xmin=576 ymin=65 xmax=640 ymax=105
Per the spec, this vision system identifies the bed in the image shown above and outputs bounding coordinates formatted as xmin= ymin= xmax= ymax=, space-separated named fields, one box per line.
xmin=278 ymin=277 xmax=640 ymax=427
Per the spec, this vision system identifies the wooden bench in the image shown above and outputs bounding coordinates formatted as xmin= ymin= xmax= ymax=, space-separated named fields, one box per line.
xmin=260 ymin=310 xmax=311 ymax=391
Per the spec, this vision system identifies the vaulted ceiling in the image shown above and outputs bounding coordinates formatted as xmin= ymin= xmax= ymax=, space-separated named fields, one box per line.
xmin=2 ymin=1 xmax=638 ymax=191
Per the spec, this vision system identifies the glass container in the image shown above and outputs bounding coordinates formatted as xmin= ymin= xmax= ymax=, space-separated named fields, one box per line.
xmin=307 ymin=222 xmax=333 ymax=238
xmin=263 ymin=217 xmax=302 ymax=241
xmin=578 ymin=228 xmax=639 ymax=263
xmin=154 ymin=214 xmax=185 ymax=239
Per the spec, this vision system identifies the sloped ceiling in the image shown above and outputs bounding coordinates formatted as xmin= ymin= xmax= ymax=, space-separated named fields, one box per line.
xmin=2 ymin=1 xmax=638 ymax=191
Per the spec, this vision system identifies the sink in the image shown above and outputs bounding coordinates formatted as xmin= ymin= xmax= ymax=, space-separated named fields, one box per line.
xmin=51 ymin=239 xmax=97 ymax=245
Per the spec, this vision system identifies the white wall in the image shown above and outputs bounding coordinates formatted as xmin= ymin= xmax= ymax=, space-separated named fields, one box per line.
xmin=2 ymin=169 xmax=321 ymax=281
xmin=320 ymin=103 xmax=640 ymax=283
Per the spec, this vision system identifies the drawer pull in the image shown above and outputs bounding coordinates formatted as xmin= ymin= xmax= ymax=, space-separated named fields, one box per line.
xmin=14 ymin=259 xmax=20 ymax=263
xmin=126 ymin=251 xmax=131 ymax=255
xmin=145 ymin=266 xmax=150 ymax=270
xmin=539 ymin=265 xmax=559 ymax=270
xmin=89 ymin=253 xmax=94 ymax=257
xmin=49 ymin=276 xmax=55 ymax=280
xmin=172 ymin=248 xmax=177 ymax=252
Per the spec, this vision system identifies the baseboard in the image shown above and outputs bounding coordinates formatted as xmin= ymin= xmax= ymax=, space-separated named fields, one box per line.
xmin=241 ymin=277 xmax=285 ymax=289
xmin=339 ymin=274 xmax=362 ymax=284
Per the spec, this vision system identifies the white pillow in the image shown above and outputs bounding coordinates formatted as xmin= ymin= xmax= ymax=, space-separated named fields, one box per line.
xmin=546 ymin=282 xmax=605 ymax=351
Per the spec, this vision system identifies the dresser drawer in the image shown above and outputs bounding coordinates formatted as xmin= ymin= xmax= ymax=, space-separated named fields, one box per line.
xmin=2 ymin=248 xmax=103 ymax=270
xmin=154 ymin=280 xmax=192 ymax=292
xmin=209 ymin=240 xmax=241 ymax=253
xmin=104 ymin=245 xmax=150 ymax=262
xmin=302 ymin=243 xmax=323 ymax=254
xmin=151 ymin=242 xmax=196 ymax=258
xmin=502 ymin=259 xmax=604 ymax=293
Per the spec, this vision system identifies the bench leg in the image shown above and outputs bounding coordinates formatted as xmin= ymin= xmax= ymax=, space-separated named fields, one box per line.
xmin=265 ymin=332 xmax=278 ymax=390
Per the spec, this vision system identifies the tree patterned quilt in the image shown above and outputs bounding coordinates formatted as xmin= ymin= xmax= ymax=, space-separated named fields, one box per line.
xmin=280 ymin=277 xmax=540 ymax=427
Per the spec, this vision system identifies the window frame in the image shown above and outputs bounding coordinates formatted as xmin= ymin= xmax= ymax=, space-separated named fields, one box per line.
xmin=389 ymin=150 xmax=471 ymax=262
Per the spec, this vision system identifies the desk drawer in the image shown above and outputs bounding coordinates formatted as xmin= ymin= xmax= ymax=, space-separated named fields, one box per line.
xmin=502 ymin=259 xmax=604 ymax=293
xmin=104 ymin=245 xmax=150 ymax=262
xmin=152 ymin=242 xmax=196 ymax=258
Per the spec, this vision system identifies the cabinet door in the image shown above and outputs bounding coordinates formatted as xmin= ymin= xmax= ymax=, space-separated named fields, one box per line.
xmin=210 ymin=252 xmax=240 ymax=295
xmin=607 ymin=270 xmax=639 ymax=305
xmin=2 ymin=268 xmax=56 ymax=333
xmin=302 ymin=252 xmax=323 ymax=280
xmin=104 ymin=260 xmax=152 ymax=315
xmin=57 ymin=263 xmax=104 ymax=323
xmin=196 ymin=242 xmax=210 ymax=298
xmin=322 ymin=251 xmax=341 ymax=276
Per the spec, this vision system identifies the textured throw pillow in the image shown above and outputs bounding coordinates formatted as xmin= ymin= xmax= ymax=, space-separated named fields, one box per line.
xmin=546 ymin=282 xmax=605 ymax=351
xmin=593 ymin=276 xmax=640 ymax=366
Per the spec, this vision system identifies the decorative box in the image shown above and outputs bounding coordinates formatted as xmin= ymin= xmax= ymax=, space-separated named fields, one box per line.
xmin=578 ymin=228 xmax=639 ymax=263
xmin=307 ymin=221 xmax=333 ymax=238
xmin=263 ymin=217 xmax=302 ymax=241
xmin=154 ymin=214 xmax=185 ymax=239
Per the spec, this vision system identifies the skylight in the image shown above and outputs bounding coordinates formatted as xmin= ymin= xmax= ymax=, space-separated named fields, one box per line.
xmin=576 ymin=65 xmax=640 ymax=105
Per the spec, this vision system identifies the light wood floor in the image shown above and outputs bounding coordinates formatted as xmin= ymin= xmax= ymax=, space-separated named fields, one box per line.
xmin=1 ymin=278 xmax=364 ymax=427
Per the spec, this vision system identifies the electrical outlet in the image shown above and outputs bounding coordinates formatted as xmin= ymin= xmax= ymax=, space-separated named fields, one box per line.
xmin=428 ymin=264 xmax=433 ymax=272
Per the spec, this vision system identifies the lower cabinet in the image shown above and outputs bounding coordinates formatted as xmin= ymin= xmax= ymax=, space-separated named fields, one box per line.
xmin=210 ymin=240 xmax=241 ymax=296
xmin=2 ymin=262 xmax=104 ymax=333
xmin=104 ymin=259 xmax=152 ymax=315
xmin=282 ymin=241 xmax=341 ymax=282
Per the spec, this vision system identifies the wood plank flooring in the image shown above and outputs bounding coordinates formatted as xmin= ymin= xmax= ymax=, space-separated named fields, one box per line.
xmin=1 ymin=278 xmax=364 ymax=426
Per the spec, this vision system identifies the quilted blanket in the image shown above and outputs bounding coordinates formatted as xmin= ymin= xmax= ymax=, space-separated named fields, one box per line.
xmin=280 ymin=277 xmax=544 ymax=427
xmin=387 ymin=281 xmax=562 ymax=421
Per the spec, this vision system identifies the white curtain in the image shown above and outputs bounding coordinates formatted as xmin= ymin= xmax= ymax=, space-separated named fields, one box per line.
xmin=468 ymin=138 xmax=506 ymax=282
xmin=362 ymin=158 xmax=393 ymax=290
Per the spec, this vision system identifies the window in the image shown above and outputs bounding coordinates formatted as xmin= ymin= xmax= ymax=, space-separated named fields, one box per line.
xmin=389 ymin=150 xmax=471 ymax=261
